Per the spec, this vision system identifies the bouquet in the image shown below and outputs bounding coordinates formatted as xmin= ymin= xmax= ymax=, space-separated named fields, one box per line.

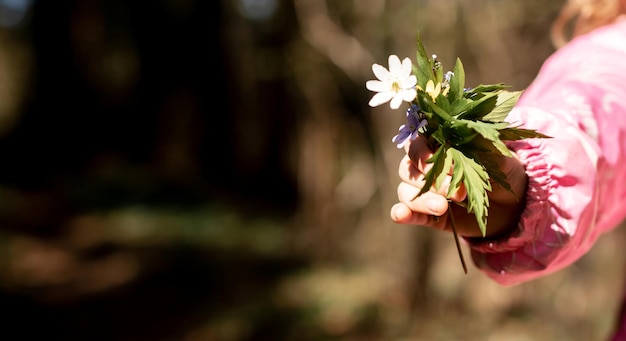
xmin=366 ymin=35 xmax=550 ymax=272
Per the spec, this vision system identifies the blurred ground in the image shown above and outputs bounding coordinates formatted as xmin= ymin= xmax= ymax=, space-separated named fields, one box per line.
xmin=0 ymin=0 xmax=624 ymax=340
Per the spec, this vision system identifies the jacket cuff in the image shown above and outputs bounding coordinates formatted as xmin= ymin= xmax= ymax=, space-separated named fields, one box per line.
xmin=463 ymin=140 xmax=568 ymax=273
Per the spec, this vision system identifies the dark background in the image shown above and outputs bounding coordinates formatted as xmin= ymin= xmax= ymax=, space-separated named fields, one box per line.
xmin=0 ymin=0 xmax=623 ymax=340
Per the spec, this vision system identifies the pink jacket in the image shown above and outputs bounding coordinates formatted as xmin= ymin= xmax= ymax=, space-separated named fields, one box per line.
xmin=466 ymin=18 xmax=626 ymax=286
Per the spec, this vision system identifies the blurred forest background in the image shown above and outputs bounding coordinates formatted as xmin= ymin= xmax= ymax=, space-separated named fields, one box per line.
xmin=0 ymin=0 xmax=625 ymax=340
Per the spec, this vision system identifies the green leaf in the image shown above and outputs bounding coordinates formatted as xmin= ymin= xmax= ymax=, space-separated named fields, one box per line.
xmin=435 ymin=150 xmax=454 ymax=191
xmin=449 ymin=98 xmax=472 ymax=116
xmin=419 ymin=144 xmax=449 ymax=196
xmin=430 ymin=126 xmax=447 ymax=146
xmin=446 ymin=120 xmax=478 ymax=146
xmin=401 ymin=37 xmax=554 ymax=241
xmin=420 ymin=93 xmax=453 ymax=122
xmin=451 ymin=120 xmax=508 ymax=144
xmin=448 ymin=58 xmax=465 ymax=102
xmin=435 ymin=92 xmax=451 ymax=113
xmin=458 ymin=92 xmax=500 ymax=120
xmin=483 ymin=90 xmax=523 ymax=122
xmin=475 ymin=151 xmax=514 ymax=195
xmin=461 ymin=134 xmax=511 ymax=158
xmin=498 ymin=126 xmax=552 ymax=141
xmin=467 ymin=83 xmax=508 ymax=94
xmin=435 ymin=61 xmax=444 ymax=84
xmin=490 ymin=139 xmax=514 ymax=156
xmin=415 ymin=34 xmax=434 ymax=89
xmin=449 ymin=148 xmax=491 ymax=236
xmin=457 ymin=139 xmax=516 ymax=196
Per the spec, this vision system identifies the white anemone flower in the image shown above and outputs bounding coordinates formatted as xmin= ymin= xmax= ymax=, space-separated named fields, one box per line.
xmin=366 ymin=55 xmax=417 ymax=109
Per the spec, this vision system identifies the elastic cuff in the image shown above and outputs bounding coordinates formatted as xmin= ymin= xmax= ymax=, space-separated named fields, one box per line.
xmin=464 ymin=139 xmax=554 ymax=253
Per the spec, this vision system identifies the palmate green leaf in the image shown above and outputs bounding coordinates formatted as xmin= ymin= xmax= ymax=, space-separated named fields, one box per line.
xmin=450 ymin=98 xmax=472 ymax=116
xmin=420 ymin=142 xmax=508 ymax=237
xmin=435 ymin=148 xmax=454 ymax=190
xmin=449 ymin=120 xmax=508 ymax=144
xmin=498 ymin=126 xmax=552 ymax=141
xmin=457 ymin=140 xmax=515 ymax=195
xmin=418 ymin=144 xmax=449 ymax=196
xmin=458 ymin=91 xmax=500 ymax=120
xmin=448 ymin=148 xmax=491 ymax=236
xmin=483 ymin=90 xmax=523 ymax=122
xmin=466 ymin=121 xmax=513 ymax=156
xmin=473 ymin=150 xmax=514 ymax=195
xmin=463 ymin=133 xmax=512 ymax=161
xmin=488 ymin=137 xmax=512 ymax=157
xmin=446 ymin=121 xmax=479 ymax=146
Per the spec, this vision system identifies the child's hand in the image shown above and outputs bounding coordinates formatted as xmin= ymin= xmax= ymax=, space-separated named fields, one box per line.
xmin=390 ymin=136 xmax=528 ymax=238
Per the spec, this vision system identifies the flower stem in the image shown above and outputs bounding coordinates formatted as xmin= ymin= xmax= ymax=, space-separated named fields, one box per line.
xmin=448 ymin=202 xmax=467 ymax=274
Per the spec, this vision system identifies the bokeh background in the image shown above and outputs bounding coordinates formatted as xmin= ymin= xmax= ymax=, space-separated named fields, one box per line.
xmin=0 ymin=0 xmax=625 ymax=340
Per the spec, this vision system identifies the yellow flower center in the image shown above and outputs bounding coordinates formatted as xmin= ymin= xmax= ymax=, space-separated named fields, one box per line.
xmin=391 ymin=80 xmax=401 ymax=93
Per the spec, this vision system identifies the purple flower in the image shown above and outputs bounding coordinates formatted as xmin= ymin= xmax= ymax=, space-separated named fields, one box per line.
xmin=392 ymin=104 xmax=427 ymax=148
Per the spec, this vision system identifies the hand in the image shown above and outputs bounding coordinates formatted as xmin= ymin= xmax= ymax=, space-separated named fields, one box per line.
xmin=390 ymin=136 xmax=528 ymax=238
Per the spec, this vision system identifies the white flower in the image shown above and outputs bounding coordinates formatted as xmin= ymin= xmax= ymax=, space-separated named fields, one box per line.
xmin=366 ymin=55 xmax=417 ymax=109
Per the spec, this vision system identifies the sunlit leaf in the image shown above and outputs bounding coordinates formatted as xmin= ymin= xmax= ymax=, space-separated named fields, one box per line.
xmin=483 ymin=90 xmax=523 ymax=122
xmin=419 ymin=145 xmax=449 ymax=196
xmin=449 ymin=149 xmax=491 ymax=235
xmin=467 ymin=83 xmax=508 ymax=94
xmin=448 ymin=58 xmax=465 ymax=102
xmin=414 ymin=33 xmax=434 ymax=89
xmin=458 ymin=92 xmax=500 ymax=120
xmin=499 ymin=126 xmax=552 ymax=141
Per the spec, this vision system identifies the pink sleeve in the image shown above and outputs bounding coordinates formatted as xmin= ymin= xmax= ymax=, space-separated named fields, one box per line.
xmin=465 ymin=19 xmax=626 ymax=286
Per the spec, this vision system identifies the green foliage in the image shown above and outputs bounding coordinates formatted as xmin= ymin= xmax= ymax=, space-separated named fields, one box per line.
xmin=413 ymin=36 xmax=551 ymax=237
xmin=414 ymin=33 xmax=435 ymax=89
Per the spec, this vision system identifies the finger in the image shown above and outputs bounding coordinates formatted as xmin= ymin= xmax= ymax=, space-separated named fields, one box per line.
xmin=398 ymin=154 xmax=422 ymax=182
xmin=390 ymin=202 xmax=447 ymax=227
xmin=391 ymin=202 xmax=421 ymax=224
xmin=449 ymin=182 xmax=467 ymax=202
xmin=398 ymin=164 xmax=467 ymax=202
xmin=400 ymin=138 xmax=466 ymax=201
xmin=397 ymin=181 xmax=449 ymax=216
xmin=406 ymin=136 xmax=434 ymax=174
xmin=405 ymin=137 xmax=455 ymax=174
